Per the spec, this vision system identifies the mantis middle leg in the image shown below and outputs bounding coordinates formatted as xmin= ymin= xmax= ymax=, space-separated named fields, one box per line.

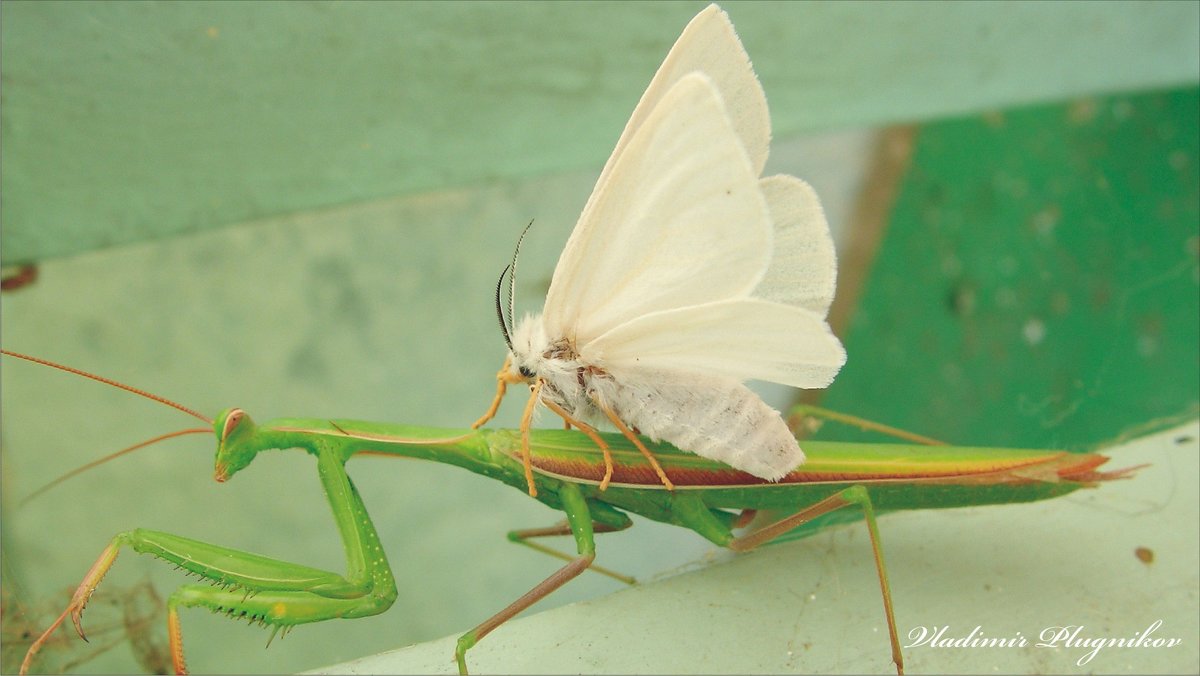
xmin=454 ymin=482 xmax=605 ymax=675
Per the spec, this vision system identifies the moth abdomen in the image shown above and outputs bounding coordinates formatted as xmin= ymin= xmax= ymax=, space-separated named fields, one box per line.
xmin=607 ymin=371 xmax=802 ymax=480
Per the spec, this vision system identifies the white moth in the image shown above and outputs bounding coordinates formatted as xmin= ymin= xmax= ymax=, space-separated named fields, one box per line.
xmin=476 ymin=4 xmax=846 ymax=495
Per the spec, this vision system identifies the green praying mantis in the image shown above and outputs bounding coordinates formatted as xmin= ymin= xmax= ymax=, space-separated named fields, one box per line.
xmin=3 ymin=349 xmax=1139 ymax=675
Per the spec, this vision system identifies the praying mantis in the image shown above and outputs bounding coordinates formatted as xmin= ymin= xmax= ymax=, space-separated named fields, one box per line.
xmin=3 ymin=349 xmax=1147 ymax=675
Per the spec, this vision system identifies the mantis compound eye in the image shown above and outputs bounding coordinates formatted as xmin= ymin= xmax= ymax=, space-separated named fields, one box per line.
xmin=221 ymin=409 xmax=245 ymax=441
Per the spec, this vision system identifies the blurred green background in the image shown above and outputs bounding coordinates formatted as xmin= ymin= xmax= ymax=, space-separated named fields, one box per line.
xmin=2 ymin=1 xmax=1197 ymax=674
xmin=820 ymin=88 xmax=1199 ymax=450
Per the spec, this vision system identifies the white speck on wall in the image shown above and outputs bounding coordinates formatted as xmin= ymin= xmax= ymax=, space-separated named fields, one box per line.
xmin=1030 ymin=206 xmax=1060 ymax=238
xmin=1138 ymin=333 xmax=1159 ymax=358
xmin=1023 ymin=318 xmax=1046 ymax=346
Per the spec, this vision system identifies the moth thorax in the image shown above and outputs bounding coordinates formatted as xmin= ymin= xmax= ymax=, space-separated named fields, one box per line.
xmin=543 ymin=338 xmax=578 ymax=361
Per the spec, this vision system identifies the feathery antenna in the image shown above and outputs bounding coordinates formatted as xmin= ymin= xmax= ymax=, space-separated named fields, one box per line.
xmin=493 ymin=220 xmax=535 ymax=350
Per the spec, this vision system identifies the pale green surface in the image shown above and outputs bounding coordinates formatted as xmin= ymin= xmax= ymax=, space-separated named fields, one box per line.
xmin=313 ymin=422 xmax=1199 ymax=674
xmin=3 ymin=0 xmax=1198 ymax=263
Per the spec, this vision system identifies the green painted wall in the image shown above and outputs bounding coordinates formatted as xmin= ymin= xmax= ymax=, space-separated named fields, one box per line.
xmin=3 ymin=0 xmax=1198 ymax=264
xmin=821 ymin=87 xmax=1200 ymax=451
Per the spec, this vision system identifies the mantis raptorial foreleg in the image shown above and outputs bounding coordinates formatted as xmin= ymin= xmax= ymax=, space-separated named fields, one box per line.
xmin=20 ymin=448 xmax=398 ymax=676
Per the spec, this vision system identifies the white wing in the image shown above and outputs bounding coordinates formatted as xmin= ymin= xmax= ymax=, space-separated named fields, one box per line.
xmin=542 ymin=72 xmax=771 ymax=345
xmin=586 ymin=297 xmax=845 ymax=389
xmin=591 ymin=4 xmax=769 ymax=191
xmin=753 ymin=175 xmax=838 ymax=316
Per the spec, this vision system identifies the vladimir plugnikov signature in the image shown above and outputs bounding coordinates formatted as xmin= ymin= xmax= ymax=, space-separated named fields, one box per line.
xmin=905 ymin=620 xmax=1182 ymax=666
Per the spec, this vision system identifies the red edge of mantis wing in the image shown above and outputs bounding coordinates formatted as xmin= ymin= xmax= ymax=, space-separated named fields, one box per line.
xmin=523 ymin=446 xmax=1131 ymax=489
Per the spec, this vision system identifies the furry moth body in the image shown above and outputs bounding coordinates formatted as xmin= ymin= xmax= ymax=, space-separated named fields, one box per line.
xmin=480 ymin=4 xmax=846 ymax=489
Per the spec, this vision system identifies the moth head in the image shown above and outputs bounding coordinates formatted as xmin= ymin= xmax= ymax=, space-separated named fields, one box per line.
xmin=507 ymin=315 xmax=547 ymax=381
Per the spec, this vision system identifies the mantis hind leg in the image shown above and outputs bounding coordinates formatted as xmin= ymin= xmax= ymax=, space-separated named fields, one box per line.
xmin=729 ymin=486 xmax=904 ymax=675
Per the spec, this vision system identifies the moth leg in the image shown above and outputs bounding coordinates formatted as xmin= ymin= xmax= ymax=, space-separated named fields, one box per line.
xmin=596 ymin=400 xmax=675 ymax=491
xmin=540 ymin=399 xmax=615 ymax=491
xmin=513 ymin=379 xmax=547 ymax=497
xmin=472 ymin=355 xmax=525 ymax=429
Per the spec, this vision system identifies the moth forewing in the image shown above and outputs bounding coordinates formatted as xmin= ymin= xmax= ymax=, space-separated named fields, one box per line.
xmin=593 ymin=3 xmax=770 ymax=188
xmin=585 ymin=298 xmax=845 ymax=390
xmin=540 ymin=72 xmax=772 ymax=342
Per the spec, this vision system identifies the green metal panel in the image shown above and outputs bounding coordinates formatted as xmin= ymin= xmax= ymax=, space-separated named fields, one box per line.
xmin=819 ymin=86 xmax=1200 ymax=450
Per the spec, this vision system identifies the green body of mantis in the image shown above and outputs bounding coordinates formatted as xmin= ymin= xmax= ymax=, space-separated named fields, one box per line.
xmin=6 ymin=351 xmax=1134 ymax=675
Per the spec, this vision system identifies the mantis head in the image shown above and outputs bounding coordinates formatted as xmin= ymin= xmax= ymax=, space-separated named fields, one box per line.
xmin=214 ymin=408 xmax=259 ymax=482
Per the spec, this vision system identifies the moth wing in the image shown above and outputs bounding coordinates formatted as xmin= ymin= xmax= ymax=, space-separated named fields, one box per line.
xmin=595 ymin=4 xmax=770 ymax=188
xmin=542 ymin=73 xmax=771 ymax=345
xmin=587 ymin=297 xmax=845 ymax=389
xmin=753 ymin=175 xmax=838 ymax=316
